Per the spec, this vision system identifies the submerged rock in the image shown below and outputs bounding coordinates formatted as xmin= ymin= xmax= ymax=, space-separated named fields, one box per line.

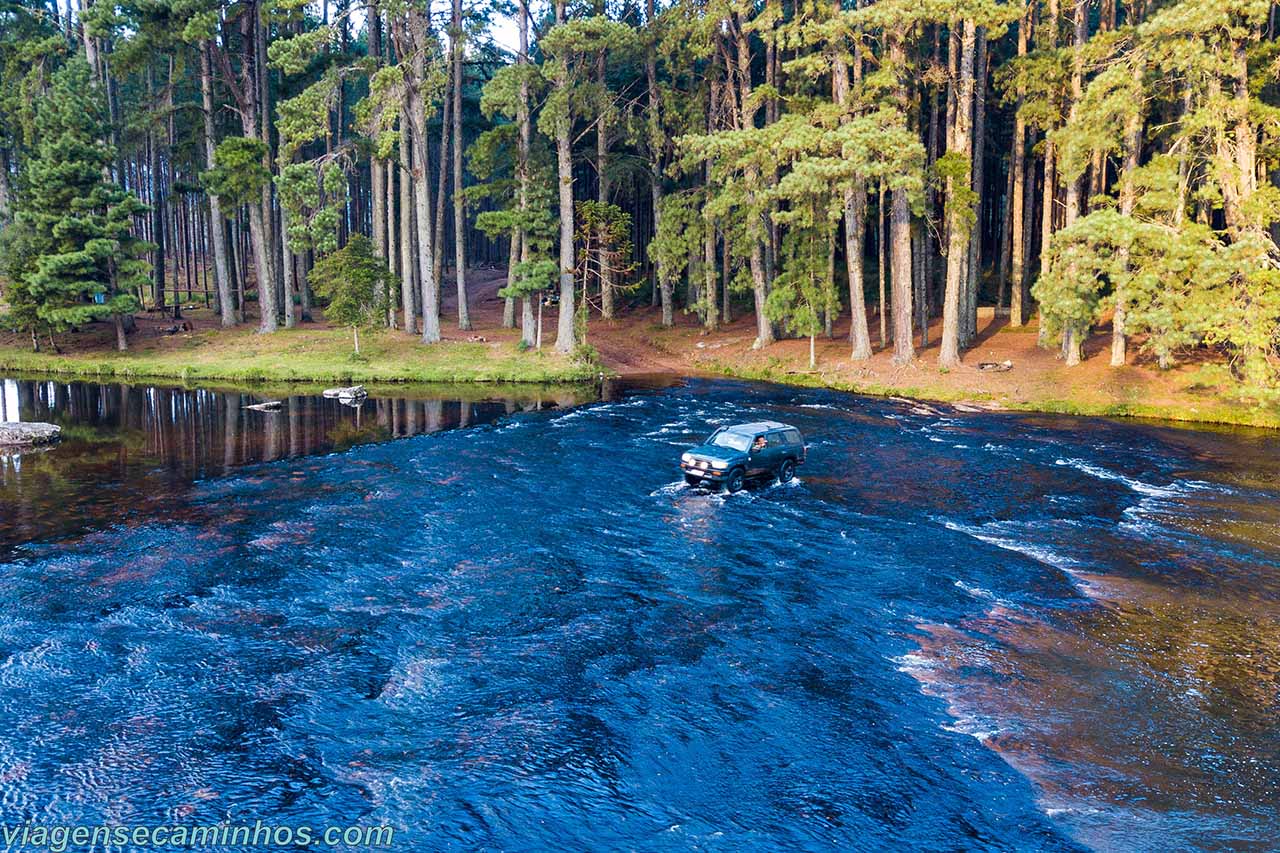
xmin=0 ymin=422 xmax=61 ymax=447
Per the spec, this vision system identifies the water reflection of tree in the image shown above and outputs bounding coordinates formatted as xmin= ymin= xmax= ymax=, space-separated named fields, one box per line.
xmin=0 ymin=379 xmax=595 ymax=550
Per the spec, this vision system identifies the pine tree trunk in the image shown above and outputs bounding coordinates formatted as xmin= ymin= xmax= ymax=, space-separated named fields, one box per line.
xmin=721 ymin=229 xmax=732 ymax=324
xmin=234 ymin=4 xmax=277 ymax=332
xmin=833 ymin=13 xmax=871 ymax=360
xmin=370 ymin=5 xmax=388 ymax=323
xmin=878 ymin=184 xmax=887 ymax=347
xmin=734 ymin=16 xmax=773 ymax=349
xmin=939 ymin=19 xmax=976 ymax=368
xmin=402 ymin=22 xmax=439 ymax=344
xmin=375 ymin=154 xmax=391 ymax=328
xmin=646 ymin=0 xmax=668 ymax=328
xmin=253 ymin=5 xmax=279 ymax=328
xmin=553 ymin=0 xmax=576 ymax=354
xmin=1112 ymin=58 xmax=1144 ymax=367
xmin=281 ymin=204 xmax=297 ymax=329
xmin=997 ymin=156 xmax=1014 ymax=313
xmin=597 ymin=39 xmax=615 ymax=321
xmin=231 ymin=209 xmax=245 ymax=312
xmin=517 ymin=0 xmax=535 ymax=346
xmin=890 ymin=188 xmax=914 ymax=365
xmin=924 ymin=26 xmax=942 ymax=334
xmin=248 ymin=202 xmax=276 ymax=332
xmin=704 ymin=204 xmax=718 ymax=330
xmin=396 ymin=126 xmax=415 ymax=334
xmin=452 ymin=0 xmax=471 ymax=330
xmin=889 ymin=35 xmax=914 ymax=364
xmin=434 ymin=57 xmax=450 ymax=298
xmin=1039 ymin=137 xmax=1057 ymax=277
xmin=148 ymin=65 xmax=166 ymax=312
xmin=1062 ymin=0 xmax=1087 ymax=367
xmin=201 ymin=43 xmax=236 ymax=326
xmin=299 ymin=252 xmax=311 ymax=321
xmin=1009 ymin=9 xmax=1030 ymax=327
xmin=503 ymin=229 xmax=518 ymax=328
xmin=386 ymin=146 xmax=397 ymax=286
xmin=400 ymin=136 xmax=417 ymax=333
xmin=964 ymin=26 xmax=988 ymax=347
xmin=0 ymin=146 xmax=12 ymax=225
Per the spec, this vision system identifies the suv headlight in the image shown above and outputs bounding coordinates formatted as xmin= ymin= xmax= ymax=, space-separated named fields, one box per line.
xmin=711 ymin=459 xmax=728 ymax=469
xmin=681 ymin=453 xmax=693 ymax=464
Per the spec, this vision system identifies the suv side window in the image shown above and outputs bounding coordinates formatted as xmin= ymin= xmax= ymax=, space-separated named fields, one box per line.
xmin=765 ymin=432 xmax=787 ymax=448
xmin=783 ymin=429 xmax=802 ymax=445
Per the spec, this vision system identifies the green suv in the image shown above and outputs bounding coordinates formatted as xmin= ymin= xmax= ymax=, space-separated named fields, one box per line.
xmin=679 ymin=421 xmax=806 ymax=492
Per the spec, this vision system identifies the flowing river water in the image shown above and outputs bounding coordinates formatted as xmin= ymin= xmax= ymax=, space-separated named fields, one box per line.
xmin=0 ymin=376 xmax=1276 ymax=851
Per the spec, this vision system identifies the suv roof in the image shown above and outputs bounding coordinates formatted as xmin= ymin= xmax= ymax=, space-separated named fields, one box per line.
xmin=723 ymin=421 xmax=793 ymax=435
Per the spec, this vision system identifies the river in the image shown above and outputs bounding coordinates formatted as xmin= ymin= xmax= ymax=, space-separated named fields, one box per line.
xmin=0 ymin=376 xmax=1276 ymax=851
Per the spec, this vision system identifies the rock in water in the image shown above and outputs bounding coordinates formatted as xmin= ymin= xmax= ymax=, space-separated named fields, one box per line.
xmin=322 ymin=385 xmax=367 ymax=400
xmin=244 ymin=401 xmax=283 ymax=412
xmin=0 ymin=422 xmax=62 ymax=447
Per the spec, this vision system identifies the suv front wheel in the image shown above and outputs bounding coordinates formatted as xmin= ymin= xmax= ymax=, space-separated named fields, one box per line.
xmin=778 ymin=459 xmax=796 ymax=483
xmin=723 ymin=468 xmax=745 ymax=493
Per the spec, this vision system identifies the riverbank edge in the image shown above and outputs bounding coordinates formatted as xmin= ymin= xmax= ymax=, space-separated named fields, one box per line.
xmin=3 ymin=344 xmax=1276 ymax=430
xmin=0 ymin=346 xmax=608 ymax=386
xmin=698 ymin=359 xmax=1280 ymax=430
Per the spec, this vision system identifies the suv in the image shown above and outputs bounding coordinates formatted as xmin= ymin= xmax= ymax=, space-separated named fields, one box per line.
xmin=680 ymin=421 xmax=806 ymax=492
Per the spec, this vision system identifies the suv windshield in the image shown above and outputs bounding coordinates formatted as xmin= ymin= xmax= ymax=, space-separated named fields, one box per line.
xmin=708 ymin=431 xmax=751 ymax=452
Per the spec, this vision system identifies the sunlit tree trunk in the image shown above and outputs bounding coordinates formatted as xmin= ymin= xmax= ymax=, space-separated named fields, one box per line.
xmin=833 ymin=23 xmax=870 ymax=360
xmin=552 ymin=0 xmax=576 ymax=353
xmin=889 ymin=35 xmax=914 ymax=364
xmin=1061 ymin=0 xmax=1087 ymax=366
xmin=940 ymin=20 xmax=976 ymax=368
xmin=964 ymin=26 xmax=988 ymax=348
xmin=517 ymin=0 xmax=536 ymax=346
xmin=733 ymin=14 xmax=773 ymax=349
xmin=1009 ymin=7 xmax=1029 ymax=327
xmin=404 ymin=13 xmax=439 ymax=343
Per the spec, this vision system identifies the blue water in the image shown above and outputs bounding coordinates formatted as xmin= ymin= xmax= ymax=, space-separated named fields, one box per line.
xmin=1 ymin=378 xmax=1277 ymax=851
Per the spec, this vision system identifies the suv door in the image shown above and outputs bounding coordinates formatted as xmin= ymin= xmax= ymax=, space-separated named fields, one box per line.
xmin=761 ymin=431 xmax=789 ymax=474
xmin=745 ymin=433 xmax=770 ymax=476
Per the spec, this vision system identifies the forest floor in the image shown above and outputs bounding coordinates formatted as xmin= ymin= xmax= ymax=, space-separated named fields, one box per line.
xmin=1 ymin=267 xmax=1276 ymax=427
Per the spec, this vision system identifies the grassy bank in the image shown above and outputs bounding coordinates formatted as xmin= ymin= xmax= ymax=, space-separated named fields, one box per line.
xmin=701 ymin=357 xmax=1280 ymax=430
xmin=0 ymin=323 xmax=603 ymax=385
